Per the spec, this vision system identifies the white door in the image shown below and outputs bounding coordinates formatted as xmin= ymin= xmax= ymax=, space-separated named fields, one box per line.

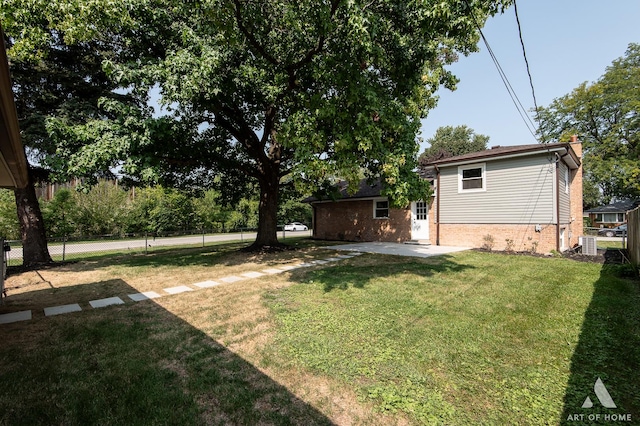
xmin=411 ymin=201 xmax=429 ymax=240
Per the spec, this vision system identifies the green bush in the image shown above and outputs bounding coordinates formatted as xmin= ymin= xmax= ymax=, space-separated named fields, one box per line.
xmin=0 ymin=189 xmax=19 ymax=240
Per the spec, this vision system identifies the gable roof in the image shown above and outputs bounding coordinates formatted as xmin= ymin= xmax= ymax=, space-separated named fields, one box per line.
xmin=585 ymin=200 xmax=640 ymax=214
xmin=423 ymin=143 xmax=581 ymax=170
xmin=305 ymin=179 xmax=384 ymax=203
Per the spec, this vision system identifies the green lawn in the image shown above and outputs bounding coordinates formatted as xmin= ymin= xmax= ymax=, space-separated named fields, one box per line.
xmin=0 ymin=244 xmax=637 ymax=425
xmin=265 ymin=251 xmax=640 ymax=424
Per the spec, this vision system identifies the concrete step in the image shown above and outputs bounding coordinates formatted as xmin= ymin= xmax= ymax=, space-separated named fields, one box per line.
xmin=404 ymin=240 xmax=431 ymax=246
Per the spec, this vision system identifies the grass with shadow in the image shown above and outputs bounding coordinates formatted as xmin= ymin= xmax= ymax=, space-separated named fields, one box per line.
xmin=560 ymin=260 xmax=640 ymax=424
xmin=2 ymin=241 xmax=637 ymax=424
xmin=0 ymin=280 xmax=334 ymax=425
xmin=264 ymin=250 xmax=638 ymax=424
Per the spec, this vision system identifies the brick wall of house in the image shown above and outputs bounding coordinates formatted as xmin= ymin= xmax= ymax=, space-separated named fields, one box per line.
xmin=313 ymin=199 xmax=411 ymax=242
xmin=436 ymin=223 xmax=558 ymax=253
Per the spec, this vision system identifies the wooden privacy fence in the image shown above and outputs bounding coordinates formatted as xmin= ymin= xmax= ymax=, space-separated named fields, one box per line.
xmin=628 ymin=206 xmax=640 ymax=266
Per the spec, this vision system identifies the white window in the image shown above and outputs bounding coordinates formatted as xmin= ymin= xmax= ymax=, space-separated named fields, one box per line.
xmin=374 ymin=200 xmax=389 ymax=218
xmin=458 ymin=163 xmax=486 ymax=192
xmin=595 ymin=213 xmax=625 ymax=223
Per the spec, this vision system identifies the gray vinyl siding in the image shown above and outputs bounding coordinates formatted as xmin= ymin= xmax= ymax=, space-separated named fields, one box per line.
xmin=559 ymin=162 xmax=571 ymax=224
xmin=438 ymin=154 xmax=556 ymax=224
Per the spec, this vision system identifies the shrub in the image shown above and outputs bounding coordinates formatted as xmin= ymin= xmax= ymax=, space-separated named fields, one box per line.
xmin=481 ymin=234 xmax=495 ymax=251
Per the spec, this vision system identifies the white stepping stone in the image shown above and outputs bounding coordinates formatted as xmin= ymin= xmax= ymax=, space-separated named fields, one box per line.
xmin=128 ymin=291 xmax=162 ymax=302
xmin=350 ymin=252 xmax=363 ymax=256
xmin=262 ymin=268 xmax=284 ymax=274
xmin=44 ymin=303 xmax=82 ymax=316
xmin=312 ymin=260 xmax=329 ymax=265
xmin=336 ymin=254 xmax=354 ymax=258
xmin=89 ymin=297 xmax=125 ymax=309
xmin=297 ymin=263 xmax=314 ymax=267
xmin=241 ymin=271 xmax=265 ymax=279
xmin=323 ymin=257 xmax=342 ymax=262
xmin=194 ymin=280 xmax=221 ymax=288
xmin=278 ymin=265 xmax=299 ymax=271
xmin=164 ymin=285 xmax=194 ymax=295
xmin=0 ymin=310 xmax=32 ymax=324
xmin=219 ymin=275 xmax=245 ymax=283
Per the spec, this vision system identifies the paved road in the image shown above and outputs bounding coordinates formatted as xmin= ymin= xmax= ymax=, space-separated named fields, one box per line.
xmin=6 ymin=230 xmax=313 ymax=261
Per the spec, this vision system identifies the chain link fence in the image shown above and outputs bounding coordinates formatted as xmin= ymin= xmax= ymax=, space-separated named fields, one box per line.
xmin=4 ymin=226 xmax=312 ymax=267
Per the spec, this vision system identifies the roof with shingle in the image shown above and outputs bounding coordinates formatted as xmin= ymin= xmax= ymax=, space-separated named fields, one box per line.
xmin=585 ymin=200 xmax=640 ymax=213
xmin=423 ymin=143 xmax=579 ymax=167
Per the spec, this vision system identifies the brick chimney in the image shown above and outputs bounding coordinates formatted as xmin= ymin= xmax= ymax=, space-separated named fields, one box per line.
xmin=569 ymin=134 xmax=582 ymax=158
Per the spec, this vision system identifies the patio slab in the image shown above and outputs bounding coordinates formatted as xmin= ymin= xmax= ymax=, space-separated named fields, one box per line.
xmin=44 ymin=303 xmax=82 ymax=316
xmin=325 ymin=242 xmax=469 ymax=258
xmin=0 ymin=310 xmax=32 ymax=324
xmin=90 ymin=297 xmax=125 ymax=309
xmin=262 ymin=268 xmax=285 ymax=274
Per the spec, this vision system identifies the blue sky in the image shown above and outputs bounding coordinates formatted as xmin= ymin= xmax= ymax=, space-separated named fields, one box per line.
xmin=419 ymin=0 xmax=640 ymax=152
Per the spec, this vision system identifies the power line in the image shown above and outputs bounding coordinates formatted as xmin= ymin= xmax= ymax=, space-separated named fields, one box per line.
xmin=462 ymin=0 xmax=539 ymax=141
xmin=513 ymin=0 xmax=546 ymax=143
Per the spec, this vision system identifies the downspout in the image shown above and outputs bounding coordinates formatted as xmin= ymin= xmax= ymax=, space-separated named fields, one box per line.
xmin=555 ymin=153 xmax=561 ymax=252
xmin=311 ymin=204 xmax=317 ymax=238
xmin=435 ymin=165 xmax=441 ymax=246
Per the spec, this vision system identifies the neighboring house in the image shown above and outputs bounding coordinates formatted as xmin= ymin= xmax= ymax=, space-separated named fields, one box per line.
xmin=309 ymin=141 xmax=583 ymax=253
xmin=585 ymin=200 xmax=640 ymax=228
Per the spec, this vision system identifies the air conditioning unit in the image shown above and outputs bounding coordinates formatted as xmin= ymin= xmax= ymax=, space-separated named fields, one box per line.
xmin=581 ymin=236 xmax=598 ymax=256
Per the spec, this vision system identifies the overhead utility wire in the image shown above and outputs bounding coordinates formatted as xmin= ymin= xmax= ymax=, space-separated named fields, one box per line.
xmin=513 ymin=0 xmax=546 ymax=143
xmin=462 ymin=0 xmax=539 ymax=141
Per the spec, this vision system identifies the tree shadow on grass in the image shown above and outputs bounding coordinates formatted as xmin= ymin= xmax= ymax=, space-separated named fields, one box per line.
xmin=286 ymin=253 xmax=475 ymax=293
xmin=18 ymin=238 xmax=331 ymax=275
xmin=560 ymin=254 xmax=640 ymax=424
xmin=0 ymin=279 xmax=334 ymax=425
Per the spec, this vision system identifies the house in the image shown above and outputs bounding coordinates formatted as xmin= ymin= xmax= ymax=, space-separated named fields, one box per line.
xmin=585 ymin=200 xmax=640 ymax=228
xmin=309 ymin=140 xmax=583 ymax=253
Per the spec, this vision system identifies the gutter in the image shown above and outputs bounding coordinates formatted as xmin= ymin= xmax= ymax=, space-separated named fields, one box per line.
xmin=435 ymin=165 xmax=440 ymax=246
xmin=429 ymin=144 xmax=580 ymax=170
xmin=555 ymin=153 xmax=561 ymax=252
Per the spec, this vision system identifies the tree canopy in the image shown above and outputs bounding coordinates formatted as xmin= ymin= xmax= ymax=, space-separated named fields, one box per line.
xmin=419 ymin=125 xmax=489 ymax=163
xmin=536 ymin=43 xmax=640 ymax=206
xmin=3 ymin=0 xmax=513 ymax=249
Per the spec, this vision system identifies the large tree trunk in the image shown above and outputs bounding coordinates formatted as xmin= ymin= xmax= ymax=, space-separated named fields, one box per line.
xmin=14 ymin=172 xmax=52 ymax=266
xmin=249 ymin=169 xmax=283 ymax=250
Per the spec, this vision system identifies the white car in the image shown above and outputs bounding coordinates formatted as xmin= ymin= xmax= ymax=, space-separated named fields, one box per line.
xmin=284 ymin=222 xmax=308 ymax=231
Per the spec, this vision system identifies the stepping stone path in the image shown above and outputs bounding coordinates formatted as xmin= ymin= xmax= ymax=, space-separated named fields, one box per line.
xmin=193 ymin=280 xmax=220 ymax=289
xmin=0 ymin=310 xmax=32 ymax=324
xmin=163 ymin=285 xmax=194 ymax=295
xmin=1 ymin=252 xmax=364 ymax=325
xmin=44 ymin=303 xmax=82 ymax=317
xmin=89 ymin=297 xmax=125 ymax=309
xmin=128 ymin=291 xmax=162 ymax=301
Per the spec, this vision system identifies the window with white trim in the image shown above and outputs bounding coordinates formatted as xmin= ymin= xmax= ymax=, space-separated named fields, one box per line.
xmin=374 ymin=200 xmax=389 ymax=218
xmin=595 ymin=213 xmax=625 ymax=223
xmin=458 ymin=163 xmax=486 ymax=192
